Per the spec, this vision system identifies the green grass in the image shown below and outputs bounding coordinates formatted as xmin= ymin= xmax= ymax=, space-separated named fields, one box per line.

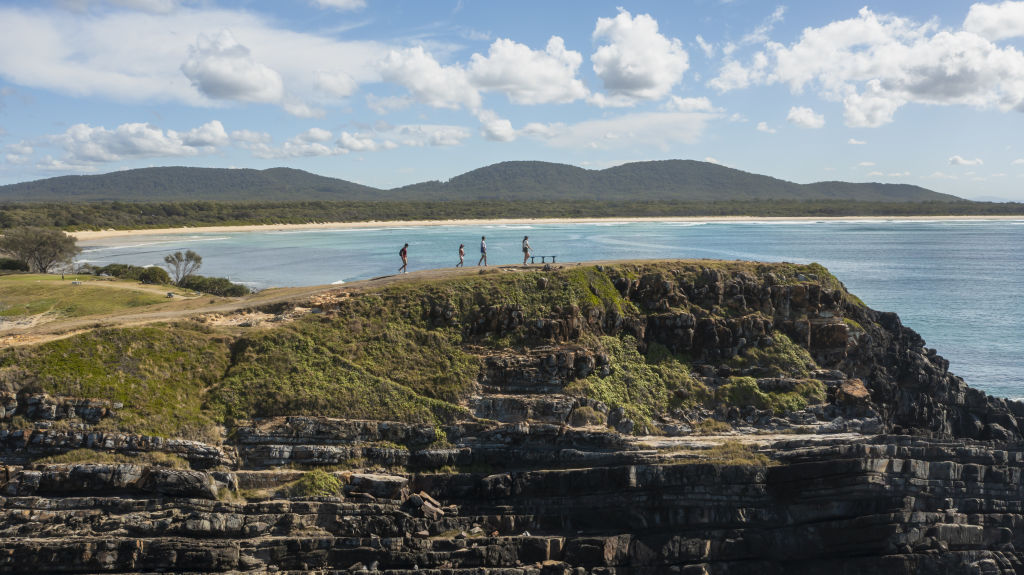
xmin=0 ymin=323 xmax=231 ymax=442
xmin=0 ymin=274 xmax=169 ymax=318
xmin=700 ymin=440 xmax=772 ymax=466
xmin=285 ymin=469 xmax=342 ymax=498
xmin=727 ymin=332 xmax=817 ymax=378
xmin=34 ymin=448 xmax=190 ymax=468
xmin=714 ymin=376 xmax=826 ymax=415
xmin=565 ymin=335 xmax=696 ymax=432
xmin=2 ymin=261 xmax=861 ymax=444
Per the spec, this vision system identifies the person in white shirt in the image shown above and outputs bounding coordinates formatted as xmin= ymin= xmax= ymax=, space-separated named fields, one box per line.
xmin=477 ymin=236 xmax=487 ymax=266
xmin=522 ymin=235 xmax=531 ymax=265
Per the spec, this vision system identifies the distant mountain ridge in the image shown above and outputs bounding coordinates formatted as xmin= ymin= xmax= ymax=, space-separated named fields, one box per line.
xmin=0 ymin=160 xmax=963 ymax=203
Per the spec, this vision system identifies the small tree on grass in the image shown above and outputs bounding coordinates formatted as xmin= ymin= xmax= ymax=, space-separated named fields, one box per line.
xmin=164 ymin=250 xmax=202 ymax=285
xmin=0 ymin=227 xmax=81 ymax=273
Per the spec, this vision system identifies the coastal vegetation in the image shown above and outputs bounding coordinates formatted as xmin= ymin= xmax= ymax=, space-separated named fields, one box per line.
xmin=1 ymin=198 xmax=1022 ymax=232
xmin=1 ymin=261 xmax=849 ymax=443
xmin=0 ymin=226 xmax=80 ymax=272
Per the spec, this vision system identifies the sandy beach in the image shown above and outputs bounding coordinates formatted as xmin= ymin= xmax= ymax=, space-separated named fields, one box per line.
xmin=69 ymin=215 xmax=1024 ymax=241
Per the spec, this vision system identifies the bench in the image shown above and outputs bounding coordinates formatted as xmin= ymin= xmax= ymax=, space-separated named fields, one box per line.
xmin=529 ymin=255 xmax=557 ymax=264
xmin=70 ymin=280 xmax=83 ymax=285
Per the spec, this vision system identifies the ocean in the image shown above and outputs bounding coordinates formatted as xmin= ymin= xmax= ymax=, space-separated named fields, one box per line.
xmin=77 ymin=219 xmax=1024 ymax=399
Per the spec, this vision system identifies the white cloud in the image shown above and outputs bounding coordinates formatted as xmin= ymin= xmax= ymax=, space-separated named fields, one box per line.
xmin=741 ymin=6 xmax=786 ymax=45
xmin=392 ymin=124 xmax=472 ymax=147
xmin=695 ymin=35 xmax=714 ymax=58
xmin=950 ymin=155 xmax=984 ymax=166
xmin=379 ymin=46 xmax=481 ymax=110
xmin=181 ymin=120 xmax=229 ymax=147
xmin=468 ymin=37 xmax=587 ymax=105
xmin=5 ymin=141 xmax=34 ymax=164
xmin=297 ymin=128 xmax=334 ymax=143
xmin=963 ymin=1 xmax=1024 ymax=40
xmin=50 ymin=120 xmax=229 ymax=164
xmin=929 ymin=171 xmax=958 ymax=179
xmin=0 ymin=6 xmax=387 ymax=112
xmin=704 ymin=156 xmax=720 ymax=164
xmin=337 ymin=131 xmax=377 ymax=151
xmin=36 ymin=155 xmax=97 ymax=172
xmin=366 ymin=94 xmax=412 ymax=114
xmin=786 ymin=106 xmax=825 ymax=129
xmin=315 ymin=70 xmax=358 ymax=98
xmin=61 ymin=0 xmax=183 ymax=14
xmin=858 ymin=161 xmax=875 ymax=167
xmin=1012 ymin=158 xmax=1024 ymax=165
xmin=756 ymin=121 xmax=775 ymax=133
xmin=708 ymin=51 xmax=768 ymax=92
xmin=665 ymin=96 xmax=716 ymax=112
xmin=709 ymin=6 xmax=1024 ymax=127
xmin=311 ymin=0 xmax=366 ymax=11
xmin=230 ymin=129 xmax=270 ymax=144
xmin=282 ymin=102 xmax=325 ymax=118
xmin=866 ymin=171 xmax=884 ymax=176
xmin=848 ymin=138 xmax=867 ymax=145
xmin=888 ymin=171 xmax=910 ymax=176
xmin=521 ymin=110 xmax=717 ymax=150
xmin=181 ymin=30 xmax=284 ymax=104
xmin=591 ymin=8 xmax=689 ymax=101
xmin=475 ymin=109 xmax=517 ymax=142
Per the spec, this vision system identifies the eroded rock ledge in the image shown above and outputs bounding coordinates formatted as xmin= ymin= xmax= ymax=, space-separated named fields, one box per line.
xmin=1 ymin=260 xmax=1022 ymax=574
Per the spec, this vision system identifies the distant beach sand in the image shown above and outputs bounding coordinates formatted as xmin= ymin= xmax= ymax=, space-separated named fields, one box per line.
xmin=70 ymin=215 xmax=1024 ymax=241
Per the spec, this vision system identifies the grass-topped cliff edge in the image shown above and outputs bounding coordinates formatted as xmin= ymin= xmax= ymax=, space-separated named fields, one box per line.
xmin=2 ymin=258 xmax=1018 ymax=468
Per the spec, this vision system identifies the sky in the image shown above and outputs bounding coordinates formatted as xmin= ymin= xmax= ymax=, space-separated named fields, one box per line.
xmin=1 ymin=1 xmax=1023 ymax=201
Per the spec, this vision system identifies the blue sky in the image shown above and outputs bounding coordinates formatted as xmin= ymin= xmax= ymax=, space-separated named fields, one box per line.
xmin=1 ymin=1 xmax=1023 ymax=200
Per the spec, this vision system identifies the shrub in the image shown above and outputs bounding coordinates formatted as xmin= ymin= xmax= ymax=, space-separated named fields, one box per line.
xmin=287 ymin=469 xmax=342 ymax=498
xmin=137 ymin=266 xmax=170 ymax=285
xmin=714 ymin=376 xmax=825 ymax=415
xmin=695 ymin=419 xmax=732 ymax=434
xmin=180 ymin=275 xmax=250 ymax=297
xmin=94 ymin=263 xmax=168 ymax=284
xmin=568 ymin=405 xmax=607 ymax=427
xmin=0 ymin=258 xmax=28 ymax=271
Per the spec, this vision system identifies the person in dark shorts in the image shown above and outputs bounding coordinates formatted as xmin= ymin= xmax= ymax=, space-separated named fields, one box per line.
xmin=398 ymin=243 xmax=409 ymax=273
xmin=522 ymin=235 xmax=531 ymax=265
xmin=457 ymin=244 xmax=465 ymax=267
xmin=477 ymin=236 xmax=487 ymax=266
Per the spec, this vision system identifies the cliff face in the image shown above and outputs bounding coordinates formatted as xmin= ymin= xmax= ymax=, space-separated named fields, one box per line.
xmin=1 ymin=260 xmax=1022 ymax=574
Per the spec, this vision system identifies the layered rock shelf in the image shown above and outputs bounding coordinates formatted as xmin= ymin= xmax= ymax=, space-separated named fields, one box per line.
xmin=1 ymin=260 xmax=1021 ymax=573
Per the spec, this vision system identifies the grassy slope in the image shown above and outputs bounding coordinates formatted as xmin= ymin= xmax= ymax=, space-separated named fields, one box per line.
xmin=1 ymin=261 xmax=851 ymax=441
xmin=0 ymin=274 xmax=173 ymax=318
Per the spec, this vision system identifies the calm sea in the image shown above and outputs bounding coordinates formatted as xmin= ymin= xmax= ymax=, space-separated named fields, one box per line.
xmin=78 ymin=219 xmax=1024 ymax=399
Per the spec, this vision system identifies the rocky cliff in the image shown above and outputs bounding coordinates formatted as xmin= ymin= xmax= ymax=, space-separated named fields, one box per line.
xmin=1 ymin=260 xmax=1022 ymax=574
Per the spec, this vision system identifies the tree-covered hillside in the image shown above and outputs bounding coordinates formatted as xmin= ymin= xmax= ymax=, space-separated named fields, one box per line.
xmin=0 ymin=160 xmax=963 ymax=203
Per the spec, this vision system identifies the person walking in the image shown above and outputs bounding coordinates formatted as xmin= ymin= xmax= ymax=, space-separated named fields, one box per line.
xmin=477 ymin=236 xmax=487 ymax=266
xmin=522 ymin=235 xmax=532 ymax=265
xmin=456 ymin=243 xmax=465 ymax=267
xmin=398 ymin=243 xmax=409 ymax=273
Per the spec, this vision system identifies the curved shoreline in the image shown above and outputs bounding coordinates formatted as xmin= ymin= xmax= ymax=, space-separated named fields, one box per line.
xmin=70 ymin=215 xmax=1024 ymax=241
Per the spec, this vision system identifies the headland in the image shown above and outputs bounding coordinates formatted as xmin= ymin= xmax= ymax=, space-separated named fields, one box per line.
xmin=1 ymin=259 xmax=1022 ymax=573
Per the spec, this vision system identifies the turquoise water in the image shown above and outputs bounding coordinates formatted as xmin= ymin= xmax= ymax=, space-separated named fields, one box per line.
xmin=78 ymin=219 xmax=1024 ymax=398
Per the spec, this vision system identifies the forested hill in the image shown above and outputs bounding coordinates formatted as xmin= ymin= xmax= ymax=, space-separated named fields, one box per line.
xmin=0 ymin=167 xmax=383 ymax=202
xmin=0 ymin=160 xmax=962 ymax=203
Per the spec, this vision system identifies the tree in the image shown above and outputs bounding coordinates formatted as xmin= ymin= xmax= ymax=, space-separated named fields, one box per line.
xmin=0 ymin=227 xmax=80 ymax=273
xmin=163 ymin=250 xmax=202 ymax=285
xmin=137 ymin=266 xmax=171 ymax=285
